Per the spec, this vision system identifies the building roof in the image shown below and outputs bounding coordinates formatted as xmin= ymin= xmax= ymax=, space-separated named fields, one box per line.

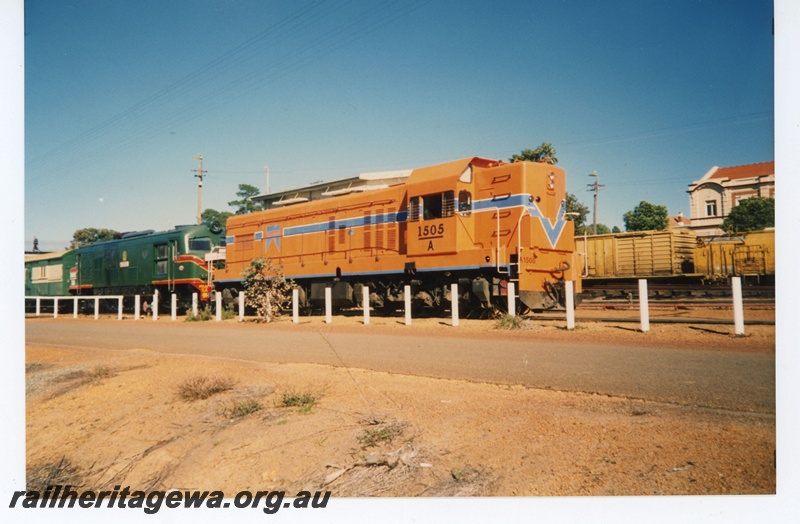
xmin=709 ymin=161 xmax=774 ymax=181
xmin=667 ymin=214 xmax=692 ymax=227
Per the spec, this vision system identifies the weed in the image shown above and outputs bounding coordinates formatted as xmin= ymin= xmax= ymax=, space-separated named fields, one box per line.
xmin=25 ymin=362 xmax=50 ymax=374
xmin=185 ymin=306 xmax=214 ymax=322
xmin=186 ymin=306 xmax=238 ymax=321
xmin=27 ymin=457 xmax=83 ymax=492
xmin=494 ymin=314 xmax=526 ymax=330
xmin=178 ymin=375 xmax=235 ymax=401
xmin=229 ymin=399 xmax=263 ymax=418
xmin=91 ymin=366 xmax=113 ymax=380
xmin=359 ymin=421 xmax=406 ymax=448
xmin=280 ymin=391 xmax=317 ymax=408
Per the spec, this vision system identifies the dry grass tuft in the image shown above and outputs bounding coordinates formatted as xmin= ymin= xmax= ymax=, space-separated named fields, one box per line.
xmin=177 ymin=376 xmax=235 ymax=401
xmin=358 ymin=421 xmax=407 ymax=448
xmin=27 ymin=457 xmax=83 ymax=492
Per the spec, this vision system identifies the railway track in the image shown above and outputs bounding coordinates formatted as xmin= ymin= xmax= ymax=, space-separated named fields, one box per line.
xmin=580 ymin=283 xmax=775 ymax=300
xmin=576 ymin=300 xmax=774 ymax=311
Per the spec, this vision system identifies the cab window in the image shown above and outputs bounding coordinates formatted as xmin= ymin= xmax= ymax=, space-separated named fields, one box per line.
xmin=458 ymin=190 xmax=472 ymax=215
xmin=409 ymin=196 xmax=421 ymax=222
xmin=189 ymin=236 xmax=212 ymax=252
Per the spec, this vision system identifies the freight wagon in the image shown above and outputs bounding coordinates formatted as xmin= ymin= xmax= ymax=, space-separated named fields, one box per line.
xmin=575 ymin=229 xmax=697 ymax=281
xmin=575 ymin=228 xmax=774 ymax=288
xmin=694 ymin=229 xmax=774 ymax=284
xmin=215 ymin=157 xmax=580 ymax=314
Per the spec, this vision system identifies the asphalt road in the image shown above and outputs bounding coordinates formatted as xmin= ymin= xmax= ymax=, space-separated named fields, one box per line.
xmin=25 ymin=319 xmax=775 ymax=414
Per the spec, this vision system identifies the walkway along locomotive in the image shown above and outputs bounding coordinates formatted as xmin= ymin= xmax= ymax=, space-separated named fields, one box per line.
xmin=214 ymin=157 xmax=580 ymax=314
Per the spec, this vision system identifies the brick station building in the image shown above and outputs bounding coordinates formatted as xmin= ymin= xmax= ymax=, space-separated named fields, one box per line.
xmin=686 ymin=161 xmax=774 ymax=237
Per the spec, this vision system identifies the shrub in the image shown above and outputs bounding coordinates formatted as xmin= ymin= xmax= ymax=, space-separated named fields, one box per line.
xmin=241 ymin=258 xmax=294 ymax=322
xmin=178 ymin=376 xmax=234 ymax=401
xmin=229 ymin=399 xmax=263 ymax=418
xmin=494 ymin=314 xmax=525 ymax=330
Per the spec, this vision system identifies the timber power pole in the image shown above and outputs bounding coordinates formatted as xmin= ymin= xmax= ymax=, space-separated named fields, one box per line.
xmin=193 ymin=154 xmax=205 ymax=224
xmin=587 ymin=171 xmax=605 ymax=235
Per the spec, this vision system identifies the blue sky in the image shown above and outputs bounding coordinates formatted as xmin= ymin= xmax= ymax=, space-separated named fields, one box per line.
xmin=23 ymin=0 xmax=775 ymax=251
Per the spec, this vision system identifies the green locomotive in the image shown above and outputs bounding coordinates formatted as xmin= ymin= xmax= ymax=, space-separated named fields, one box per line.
xmin=25 ymin=223 xmax=225 ymax=311
xmin=69 ymin=223 xmax=225 ymax=306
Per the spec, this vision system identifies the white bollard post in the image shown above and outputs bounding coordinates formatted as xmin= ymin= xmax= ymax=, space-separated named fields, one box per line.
xmin=135 ymin=295 xmax=141 ymax=320
xmin=53 ymin=298 xmax=58 ymax=319
xmin=404 ymin=284 xmax=412 ymax=326
xmin=171 ymin=294 xmax=177 ymax=321
xmin=153 ymin=293 xmax=159 ymax=321
xmin=732 ymin=276 xmax=745 ymax=335
xmin=94 ymin=297 xmax=99 ymax=320
xmin=639 ymin=279 xmax=650 ymax=332
xmin=325 ymin=287 xmax=332 ymax=324
xmin=215 ymin=291 xmax=222 ymax=322
xmin=363 ymin=286 xmax=370 ymax=325
xmin=565 ymin=281 xmax=575 ymax=330
xmin=451 ymin=283 xmax=459 ymax=327
xmin=192 ymin=292 xmax=198 ymax=318
xmin=36 ymin=297 xmax=41 ymax=317
xmin=73 ymin=297 xmax=78 ymax=318
xmin=118 ymin=297 xmax=123 ymax=320
xmin=239 ymin=291 xmax=245 ymax=322
xmin=508 ymin=282 xmax=516 ymax=317
xmin=292 ymin=288 xmax=299 ymax=324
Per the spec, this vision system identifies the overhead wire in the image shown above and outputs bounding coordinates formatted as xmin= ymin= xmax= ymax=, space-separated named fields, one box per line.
xmin=563 ymin=111 xmax=773 ymax=149
xmin=26 ymin=0 xmax=425 ymax=186
xmin=25 ymin=0 xmax=331 ymax=170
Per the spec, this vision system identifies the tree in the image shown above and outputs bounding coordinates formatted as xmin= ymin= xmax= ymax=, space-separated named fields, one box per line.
xmin=510 ymin=143 xmax=558 ymax=165
xmin=564 ymin=192 xmax=590 ymax=232
xmin=241 ymin=258 xmax=293 ymax=322
xmin=721 ymin=197 xmax=774 ymax=234
xmin=202 ymin=208 xmax=233 ymax=227
xmin=593 ymin=224 xmax=612 ymax=235
xmin=70 ymin=227 xmax=119 ymax=248
xmin=574 ymin=222 xmax=611 ymax=235
xmin=228 ymin=184 xmax=264 ymax=215
xmin=622 ymin=201 xmax=669 ymax=232
xmin=611 ymin=226 xmax=621 ymax=233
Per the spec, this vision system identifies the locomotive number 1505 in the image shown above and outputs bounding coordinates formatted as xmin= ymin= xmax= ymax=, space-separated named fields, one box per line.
xmin=418 ymin=224 xmax=444 ymax=239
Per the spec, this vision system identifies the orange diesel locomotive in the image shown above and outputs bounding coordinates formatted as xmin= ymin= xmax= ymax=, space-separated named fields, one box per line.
xmin=214 ymin=157 xmax=579 ymax=314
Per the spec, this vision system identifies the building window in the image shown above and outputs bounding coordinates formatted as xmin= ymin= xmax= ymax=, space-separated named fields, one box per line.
xmin=705 ymin=200 xmax=717 ymax=217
